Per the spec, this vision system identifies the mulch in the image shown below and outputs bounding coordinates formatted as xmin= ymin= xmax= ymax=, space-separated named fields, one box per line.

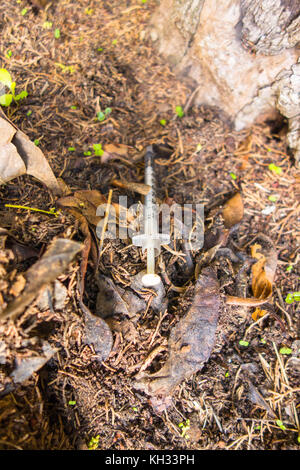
xmin=0 ymin=0 xmax=299 ymax=450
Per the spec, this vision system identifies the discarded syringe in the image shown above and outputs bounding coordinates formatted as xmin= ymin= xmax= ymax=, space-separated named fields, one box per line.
xmin=132 ymin=146 xmax=170 ymax=287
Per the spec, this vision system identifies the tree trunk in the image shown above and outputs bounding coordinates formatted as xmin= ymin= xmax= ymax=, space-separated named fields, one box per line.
xmin=149 ymin=0 xmax=300 ymax=160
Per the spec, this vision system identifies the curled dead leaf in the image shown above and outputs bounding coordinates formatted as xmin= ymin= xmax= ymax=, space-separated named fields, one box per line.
xmin=0 ymin=109 xmax=61 ymax=194
xmin=222 ymin=192 xmax=244 ymax=228
xmin=0 ymin=238 xmax=82 ymax=321
xmin=252 ymin=308 xmax=267 ymax=321
xmin=250 ymin=236 xmax=277 ymax=300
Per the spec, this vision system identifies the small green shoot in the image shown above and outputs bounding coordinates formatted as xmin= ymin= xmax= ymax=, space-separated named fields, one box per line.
xmin=0 ymin=94 xmax=13 ymax=107
xmin=54 ymin=28 xmax=61 ymax=39
xmin=132 ymin=406 xmax=138 ymax=412
xmin=239 ymin=340 xmax=249 ymax=347
xmin=84 ymin=151 xmax=92 ymax=156
xmin=97 ymin=47 xmax=103 ymax=52
xmin=5 ymin=204 xmax=60 ymax=217
xmin=55 ymin=63 xmax=76 ymax=74
xmin=286 ymin=265 xmax=293 ymax=273
xmin=112 ymin=39 xmax=118 ymax=45
xmin=21 ymin=8 xmax=28 ymax=16
xmin=0 ymin=68 xmax=28 ymax=107
xmin=68 ymin=146 xmax=75 ymax=151
xmin=70 ymin=105 xmax=77 ymax=110
xmin=141 ymin=0 xmax=147 ymax=3
xmin=160 ymin=119 xmax=166 ymax=126
xmin=5 ymin=50 xmax=12 ymax=59
xmin=26 ymin=110 xmax=32 ymax=116
xmin=97 ymin=107 xmax=112 ymax=122
xmin=285 ymin=292 xmax=300 ymax=304
xmin=93 ymin=144 xmax=104 ymax=157
xmin=15 ymin=90 xmax=28 ymax=101
xmin=260 ymin=338 xmax=267 ymax=344
xmin=178 ymin=419 xmax=190 ymax=439
xmin=175 ymin=105 xmax=184 ymax=118
xmin=88 ymin=435 xmax=100 ymax=450
xmin=68 ymin=400 xmax=76 ymax=406
xmin=43 ymin=21 xmax=53 ymax=29
xmin=196 ymin=143 xmax=202 ymax=152
xmin=268 ymin=195 xmax=278 ymax=202
xmin=85 ymin=7 xmax=94 ymax=15
xmin=34 ymin=139 xmax=40 ymax=146
xmin=276 ymin=420 xmax=286 ymax=431
xmin=279 ymin=347 xmax=292 ymax=356
xmin=97 ymin=111 xmax=105 ymax=121
xmin=230 ymin=172 xmax=237 ymax=180
xmin=268 ymin=163 xmax=282 ymax=175
xmin=225 ymin=371 xmax=229 ymax=378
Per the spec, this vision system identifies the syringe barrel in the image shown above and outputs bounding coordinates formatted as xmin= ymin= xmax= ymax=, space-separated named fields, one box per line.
xmin=144 ymin=146 xmax=158 ymax=236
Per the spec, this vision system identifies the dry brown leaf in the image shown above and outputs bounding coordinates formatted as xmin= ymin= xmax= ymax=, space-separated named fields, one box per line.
xmin=111 ymin=179 xmax=150 ymax=196
xmin=135 ymin=267 xmax=220 ymax=405
xmin=0 ymin=109 xmax=61 ymax=194
xmin=222 ymin=193 xmax=244 ymax=228
xmin=252 ymin=308 xmax=267 ymax=321
xmin=0 ymin=238 xmax=82 ymax=321
xmin=101 ymin=143 xmax=131 ymax=164
xmin=226 ymin=295 xmax=272 ymax=306
xmin=251 ymin=239 xmax=277 ymax=299
xmin=226 ymin=235 xmax=277 ymax=306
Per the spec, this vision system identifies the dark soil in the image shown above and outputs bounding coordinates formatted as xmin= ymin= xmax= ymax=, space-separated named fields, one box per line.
xmin=0 ymin=0 xmax=299 ymax=450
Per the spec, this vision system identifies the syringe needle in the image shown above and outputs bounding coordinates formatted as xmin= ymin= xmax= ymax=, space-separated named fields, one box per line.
xmin=132 ymin=146 xmax=170 ymax=287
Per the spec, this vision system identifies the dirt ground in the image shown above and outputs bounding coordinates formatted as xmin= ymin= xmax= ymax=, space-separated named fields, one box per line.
xmin=0 ymin=0 xmax=299 ymax=451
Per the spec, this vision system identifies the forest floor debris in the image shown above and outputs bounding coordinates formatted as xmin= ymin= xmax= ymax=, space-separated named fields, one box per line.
xmin=0 ymin=0 xmax=299 ymax=450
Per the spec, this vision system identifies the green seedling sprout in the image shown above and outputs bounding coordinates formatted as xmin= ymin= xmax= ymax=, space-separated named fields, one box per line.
xmin=230 ymin=172 xmax=237 ymax=180
xmin=279 ymin=347 xmax=292 ymax=355
xmin=97 ymin=107 xmax=112 ymax=121
xmin=178 ymin=419 xmax=190 ymax=438
xmin=285 ymin=292 xmax=300 ymax=304
xmin=88 ymin=435 xmax=100 ymax=450
xmin=34 ymin=139 xmax=40 ymax=146
xmin=43 ymin=21 xmax=53 ymax=29
xmin=286 ymin=265 xmax=293 ymax=273
xmin=239 ymin=340 xmax=249 ymax=347
xmin=68 ymin=146 xmax=75 ymax=151
xmin=0 ymin=69 xmax=28 ymax=107
xmin=5 ymin=204 xmax=60 ymax=217
xmin=5 ymin=50 xmax=12 ymax=59
xmin=268 ymin=163 xmax=282 ymax=175
xmin=21 ymin=8 xmax=28 ymax=16
xmin=54 ymin=28 xmax=61 ymax=39
xmin=85 ymin=7 xmax=93 ymax=15
xmin=55 ymin=63 xmax=76 ymax=74
xmin=160 ymin=119 xmax=166 ymax=126
xmin=276 ymin=419 xmax=286 ymax=431
xmin=93 ymin=144 xmax=104 ymax=157
xmin=175 ymin=105 xmax=184 ymax=118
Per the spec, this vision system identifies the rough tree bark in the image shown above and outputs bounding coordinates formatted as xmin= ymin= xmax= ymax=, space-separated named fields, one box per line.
xmin=149 ymin=0 xmax=300 ymax=160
